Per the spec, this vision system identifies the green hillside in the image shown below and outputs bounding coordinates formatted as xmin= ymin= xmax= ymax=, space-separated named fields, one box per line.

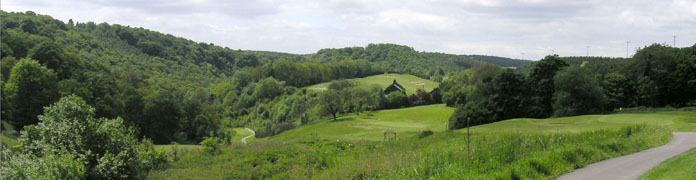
xmin=267 ymin=104 xmax=454 ymax=142
xmin=470 ymin=111 xmax=696 ymax=134
xmin=307 ymin=73 xmax=439 ymax=95
xmin=149 ymin=110 xmax=696 ymax=179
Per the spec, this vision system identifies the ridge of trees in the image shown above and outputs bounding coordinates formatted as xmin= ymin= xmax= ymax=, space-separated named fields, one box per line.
xmin=1 ymin=11 xmax=481 ymax=144
xmin=447 ymin=45 xmax=696 ymax=129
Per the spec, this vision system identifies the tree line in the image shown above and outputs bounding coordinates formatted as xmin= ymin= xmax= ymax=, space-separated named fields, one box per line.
xmin=446 ymin=44 xmax=696 ymax=129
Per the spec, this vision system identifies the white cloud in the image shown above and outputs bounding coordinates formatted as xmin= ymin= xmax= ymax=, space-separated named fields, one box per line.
xmin=2 ymin=0 xmax=695 ymax=60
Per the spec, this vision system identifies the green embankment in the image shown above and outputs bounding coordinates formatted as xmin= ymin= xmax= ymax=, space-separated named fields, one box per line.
xmin=640 ymin=148 xmax=696 ymax=180
xmin=307 ymin=73 xmax=439 ymax=95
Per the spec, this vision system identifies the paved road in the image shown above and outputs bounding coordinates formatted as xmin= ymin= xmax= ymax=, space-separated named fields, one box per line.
xmin=556 ymin=132 xmax=696 ymax=180
xmin=241 ymin=128 xmax=255 ymax=144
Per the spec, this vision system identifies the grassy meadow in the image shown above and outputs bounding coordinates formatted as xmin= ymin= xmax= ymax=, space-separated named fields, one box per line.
xmin=266 ymin=104 xmax=454 ymax=142
xmin=307 ymin=73 xmax=439 ymax=95
xmin=470 ymin=111 xmax=696 ymax=134
xmin=148 ymin=109 xmax=696 ymax=179
xmin=640 ymin=147 xmax=696 ymax=180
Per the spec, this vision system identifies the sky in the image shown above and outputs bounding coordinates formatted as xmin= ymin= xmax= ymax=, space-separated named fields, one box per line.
xmin=3 ymin=0 xmax=695 ymax=60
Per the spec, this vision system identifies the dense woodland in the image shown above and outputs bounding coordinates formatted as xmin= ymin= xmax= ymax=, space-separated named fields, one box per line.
xmin=445 ymin=46 xmax=696 ymax=129
xmin=1 ymin=10 xmax=693 ymax=179
xmin=0 ymin=10 xmax=526 ymax=146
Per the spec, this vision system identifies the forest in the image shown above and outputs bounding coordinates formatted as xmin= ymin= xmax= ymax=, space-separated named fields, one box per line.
xmin=445 ymin=47 xmax=696 ymax=129
xmin=0 ymin=11 xmax=525 ymax=144
xmin=1 ymin=10 xmax=694 ymax=179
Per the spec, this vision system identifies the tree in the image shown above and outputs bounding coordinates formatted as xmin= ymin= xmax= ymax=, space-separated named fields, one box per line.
xmin=350 ymin=88 xmax=370 ymax=115
xmin=3 ymin=58 xmax=58 ymax=128
xmin=528 ymin=55 xmax=568 ymax=117
xmin=489 ymin=69 xmax=531 ymax=121
xmin=18 ymin=95 xmax=163 ymax=179
xmin=552 ymin=66 xmax=606 ymax=117
xmin=142 ymin=91 xmax=182 ymax=144
xmin=385 ymin=91 xmax=407 ymax=109
xmin=320 ymin=89 xmax=343 ymax=121
xmin=253 ymin=77 xmax=283 ymax=100
xmin=448 ymin=99 xmax=493 ymax=130
xmin=602 ymin=73 xmax=629 ymax=110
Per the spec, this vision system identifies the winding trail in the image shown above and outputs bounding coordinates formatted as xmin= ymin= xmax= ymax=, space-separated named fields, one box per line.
xmin=556 ymin=132 xmax=696 ymax=180
xmin=241 ymin=128 xmax=255 ymax=144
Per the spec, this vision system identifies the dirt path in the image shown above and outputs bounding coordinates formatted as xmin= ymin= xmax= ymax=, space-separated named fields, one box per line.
xmin=556 ymin=132 xmax=696 ymax=180
xmin=241 ymin=128 xmax=255 ymax=144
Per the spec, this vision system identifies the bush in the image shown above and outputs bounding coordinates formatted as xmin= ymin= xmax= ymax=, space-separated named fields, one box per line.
xmin=0 ymin=150 xmax=86 ymax=180
xmin=200 ymin=137 xmax=220 ymax=154
xmin=13 ymin=95 xmax=163 ymax=179
xmin=418 ymin=130 xmax=434 ymax=139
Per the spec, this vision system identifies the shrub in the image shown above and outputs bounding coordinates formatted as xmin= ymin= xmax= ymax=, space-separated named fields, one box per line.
xmin=12 ymin=95 xmax=163 ymax=179
xmin=0 ymin=150 xmax=86 ymax=180
xmin=200 ymin=137 xmax=220 ymax=154
xmin=418 ymin=130 xmax=434 ymax=139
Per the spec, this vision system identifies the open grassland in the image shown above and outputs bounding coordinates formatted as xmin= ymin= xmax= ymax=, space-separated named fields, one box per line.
xmin=231 ymin=128 xmax=254 ymax=143
xmin=153 ymin=128 xmax=255 ymax=153
xmin=470 ymin=111 xmax=696 ymax=134
xmin=148 ymin=125 xmax=671 ymax=179
xmin=306 ymin=73 xmax=439 ymax=95
xmin=267 ymin=109 xmax=696 ymax=143
xmin=266 ymin=104 xmax=454 ymax=142
xmin=640 ymin=148 xmax=696 ymax=180
xmin=154 ymin=144 xmax=201 ymax=153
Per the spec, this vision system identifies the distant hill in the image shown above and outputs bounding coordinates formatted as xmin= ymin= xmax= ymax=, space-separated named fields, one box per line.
xmin=465 ymin=55 xmax=533 ymax=67
xmin=307 ymin=73 xmax=439 ymax=95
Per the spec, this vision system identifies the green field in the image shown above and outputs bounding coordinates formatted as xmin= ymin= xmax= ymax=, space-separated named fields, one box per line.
xmin=231 ymin=128 xmax=255 ymax=143
xmin=149 ymin=110 xmax=696 ymax=179
xmin=640 ymin=148 xmax=696 ymax=180
xmin=307 ymin=73 xmax=439 ymax=95
xmin=267 ymin=108 xmax=696 ymax=142
xmin=154 ymin=144 xmax=201 ymax=153
xmin=266 ymin=104 xmax=454 ymax=142
xmin=469 ymin=111 xmax=696 ymax=134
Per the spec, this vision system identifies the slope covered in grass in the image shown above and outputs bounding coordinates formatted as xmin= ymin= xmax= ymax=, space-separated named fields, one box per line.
xmin=306 ymin=73 xmax=439 ymax=95
xmin=267 ymin=104 xmax=454 ymax=142
xmin=149 ymin=125 xmax=672 ymax=179
xmin=640 ymin=148 xmax=696 ymax=180
xmin=469 ymin=111 xmax=696 ymax=134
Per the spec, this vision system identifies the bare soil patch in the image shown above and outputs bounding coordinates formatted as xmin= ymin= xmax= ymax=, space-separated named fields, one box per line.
xmin=409 ymin=81 xmax=426 ymax=86
xmin=546 ymin=122 xmax=571 ymax=126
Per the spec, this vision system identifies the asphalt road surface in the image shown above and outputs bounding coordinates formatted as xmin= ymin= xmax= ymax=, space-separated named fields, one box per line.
xmin=556 ymin=132 xmax=696 ymax=180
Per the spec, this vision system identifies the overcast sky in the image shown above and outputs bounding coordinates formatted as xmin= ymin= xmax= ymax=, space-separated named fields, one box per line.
xmin=3 ymin=0 xmax=695 ymax=60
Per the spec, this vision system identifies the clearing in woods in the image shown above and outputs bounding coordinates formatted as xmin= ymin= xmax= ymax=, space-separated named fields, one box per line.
xmin=306 ymin=73 xmax=439 ymax=95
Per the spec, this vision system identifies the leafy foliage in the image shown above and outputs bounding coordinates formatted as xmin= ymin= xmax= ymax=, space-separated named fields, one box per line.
xmin=4 ymin=95 xmax=165 ymax=179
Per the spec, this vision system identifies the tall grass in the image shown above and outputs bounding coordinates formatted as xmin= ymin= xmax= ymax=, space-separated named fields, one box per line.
xmin=318 ymin=125 xmax=671 ymax=179
xmin=148 ymin=125 xmax=671 ymax=179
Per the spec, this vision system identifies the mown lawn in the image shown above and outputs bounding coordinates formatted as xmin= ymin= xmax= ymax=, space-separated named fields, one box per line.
xmin=470 ymin=111 xmax=696 ymax=134
xmin=306 ymin=73 xmax=439 ymax=95
xmin=266 ymin=104 xmax=454 ymax=142
xmin=640 ymin=147 xmax=696 ymax=180
xmin=231 ymin=128 xmax=254 ymax=143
